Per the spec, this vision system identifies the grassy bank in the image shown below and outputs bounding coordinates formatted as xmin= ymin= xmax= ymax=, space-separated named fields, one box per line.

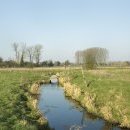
xmin=60 ymin=68 xmax=130 ymax=128
xmin=1 ymin=67 xmax=130 ymax=129
xmin=0 ymin=69 xmax=60 ymax=130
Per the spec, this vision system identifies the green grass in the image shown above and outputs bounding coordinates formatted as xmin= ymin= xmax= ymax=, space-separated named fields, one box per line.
xmin=1 ymin=67 xmax=130 ymax=128
xmin=0 ymin=69 xmax=60 ymax=130
xmin=61 ymin=68 xmax=130 ymax=127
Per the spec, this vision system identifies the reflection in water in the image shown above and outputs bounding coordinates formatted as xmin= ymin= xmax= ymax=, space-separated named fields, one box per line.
xmin=66 ymin=96 xmax=100 ymax=126
xmin=102 ymin=122 xmax=114 ymax=130
xmin=38 ymin=84 xmax=128 ymax=130
xmin=86 ymin=111 xmax=98 ymax=120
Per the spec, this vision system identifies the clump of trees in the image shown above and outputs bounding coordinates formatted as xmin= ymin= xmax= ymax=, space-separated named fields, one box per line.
xmin=12 ymin=43 xmax=43 ymax=67
xmin=75 ymin=47 xmax=109 ymax=69
xmin=0 ymin=42 xmax=72 ymax=68
xmin=41 ymin=60 xmax=55 ymax=67
xmin=41 ymin=60 xmax=71 ymax=67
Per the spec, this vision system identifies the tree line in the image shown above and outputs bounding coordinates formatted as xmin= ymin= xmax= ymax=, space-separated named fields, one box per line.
xmin=75 ymin=47 xmax=130 ymax=69
xmin=1 ymin=45 xmax=130 ymax=68
xmin=0 ymin=43 xmax=71 ymax=68
xmin=12 ymin=43 xmax=43 ymax=67
xmin=0 ymin=58 xmax=71 ymax=68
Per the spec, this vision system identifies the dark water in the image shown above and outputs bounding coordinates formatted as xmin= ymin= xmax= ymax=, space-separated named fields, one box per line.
xmin=38 ymin=84 xmax=127 ymax=130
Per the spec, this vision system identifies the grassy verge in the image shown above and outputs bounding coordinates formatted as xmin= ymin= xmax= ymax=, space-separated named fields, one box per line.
xmin=0 ymin=69 xmax=60 ymax=130
xmin=60 ymin=68 xmax=130 ymax=128
xmin=1 ymin=67 xmax=130 ymax=129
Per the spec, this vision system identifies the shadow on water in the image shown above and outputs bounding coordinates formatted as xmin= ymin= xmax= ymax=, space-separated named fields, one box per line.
xmin=38 ymin=83 xmax=129 ymax=130
xmin=65 ymin=97 xmax=125 ymax=130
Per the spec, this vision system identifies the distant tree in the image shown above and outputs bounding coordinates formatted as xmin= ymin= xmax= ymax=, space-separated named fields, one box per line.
xmin=64 ymin=60 xmax=70 ymax=68
xmin=95 ymin=47 xmax=108 ymax=66
xmin=124 ymin=61 xmax=130 ymax=66
xmin=82 ymin=49 xmax=97 ymax=69
xmin=47 ymin=60 xmax=54 ymax=67
xmin=27 ymin=46 xmax=34 ymax=66
xmin=41 ymin=61 xmax=48 ymax=67
xmin=34 ymin=44 xmax=43 ymax=66
xmin=20 ymin=43 xmax=26 ymax=67
xmin=75 ymin=51 xmax=83 ymax=65
xmin=0 ymin=57 xmax=3 ymax=67
xmin=12 ymin=43 xmax=27 ymax=66
xmin=4 ymin=60 xmax=18 ymax=67
xmin=75 ymin=47 xmax=108 ymax=69
xmin=54 ymin=61 xmax=61 ymax=66
xmin=0 ymin=57 xmax=3 ymax=63
xmin=12 ymin=43 xmax=20 ymax=63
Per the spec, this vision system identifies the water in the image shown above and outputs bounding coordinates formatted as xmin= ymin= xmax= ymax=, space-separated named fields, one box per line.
xmin=38 ymin=84 xmax=127 ymax=130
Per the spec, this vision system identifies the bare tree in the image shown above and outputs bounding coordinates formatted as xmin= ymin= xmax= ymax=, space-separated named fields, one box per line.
xmin=27 ymin=46 xmax=34 ymax=63
xmin=12 ymin=43 xmax=43 ymax=67
xmin=20 ymin=43 xmax=26 ymax=66
xmin=75 ymin=50 xmax=83 ymax=65
xmin=12 ymin=43 xmax=27 ymax=66
xmin=34 ymin=44 xmax=43 ymax=65
xmin=82 ymin=48 xmax=97 ymax=69
xmin=12 ymin=43 xmax=20 ymax=63
xmin=75 ymin=47 xmax=108 ymax=69
xmin=95 ymin=47 xmax=108 ymax=66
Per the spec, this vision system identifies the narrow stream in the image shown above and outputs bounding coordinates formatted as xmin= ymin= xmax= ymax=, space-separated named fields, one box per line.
xmin=38 ymin=84 xmax=127 ymax=130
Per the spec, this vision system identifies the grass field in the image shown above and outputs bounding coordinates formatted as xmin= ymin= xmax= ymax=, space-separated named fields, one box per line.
xmin=61 ymin=68 xmax=130 ymax=128
xmin=0 ymin=69 xmax=60 ymax=130
xmin=0 ymin=67 xmax=130 ymax=129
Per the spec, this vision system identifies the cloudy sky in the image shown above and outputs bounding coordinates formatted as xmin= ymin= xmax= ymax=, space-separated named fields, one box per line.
xmin=0 ymin=0 xmax=130 ymax=62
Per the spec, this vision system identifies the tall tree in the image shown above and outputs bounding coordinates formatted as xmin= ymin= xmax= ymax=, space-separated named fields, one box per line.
xmin=27 ymin=46 xmax=34 ymax=63
xmin=12 ymin=43 xmax=20 ymax=63
xmin=34 ymin=44 xmax=43 ymax=65
xmin=76 ymin=47 xmax=108 ymax=69
xmin=75 ymin=50 xmax=83 ymax=65
xmin=20 ymin=43 xmax=26 ymax=66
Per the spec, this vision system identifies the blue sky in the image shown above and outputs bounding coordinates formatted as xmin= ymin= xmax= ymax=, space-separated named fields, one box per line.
xmin=0 ymin=0 xmax=130 ymax=62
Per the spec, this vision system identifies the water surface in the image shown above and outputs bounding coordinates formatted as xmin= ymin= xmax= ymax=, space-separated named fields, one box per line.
xmin=38 ymin=84 xmax=127 ymax=130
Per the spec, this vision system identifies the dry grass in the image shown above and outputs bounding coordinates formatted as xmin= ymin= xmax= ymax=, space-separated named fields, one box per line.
xmin=60 ymin=68 xmax=130 ymax=128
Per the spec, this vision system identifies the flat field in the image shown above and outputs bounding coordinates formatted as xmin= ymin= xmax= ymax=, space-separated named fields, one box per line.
xmin=62 ymin=68 xmax=130 ymax=127
xmin=0 ymin=68 xmax=59 ymax=130
xmin=0 ymin=67 xmax=130 ymax=129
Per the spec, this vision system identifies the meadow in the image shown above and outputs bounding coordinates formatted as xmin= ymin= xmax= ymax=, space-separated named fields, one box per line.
xmin=0 ymin=68 xmax=60 ymax=130
xmin=0 ymin=67 xmax=130 ymax=129
xmin=61 ymin=68 xmax=130 ymax=128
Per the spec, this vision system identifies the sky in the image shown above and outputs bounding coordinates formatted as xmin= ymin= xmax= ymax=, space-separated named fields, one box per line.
xmin=0 ymin=0 xmax=130 ymax=62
